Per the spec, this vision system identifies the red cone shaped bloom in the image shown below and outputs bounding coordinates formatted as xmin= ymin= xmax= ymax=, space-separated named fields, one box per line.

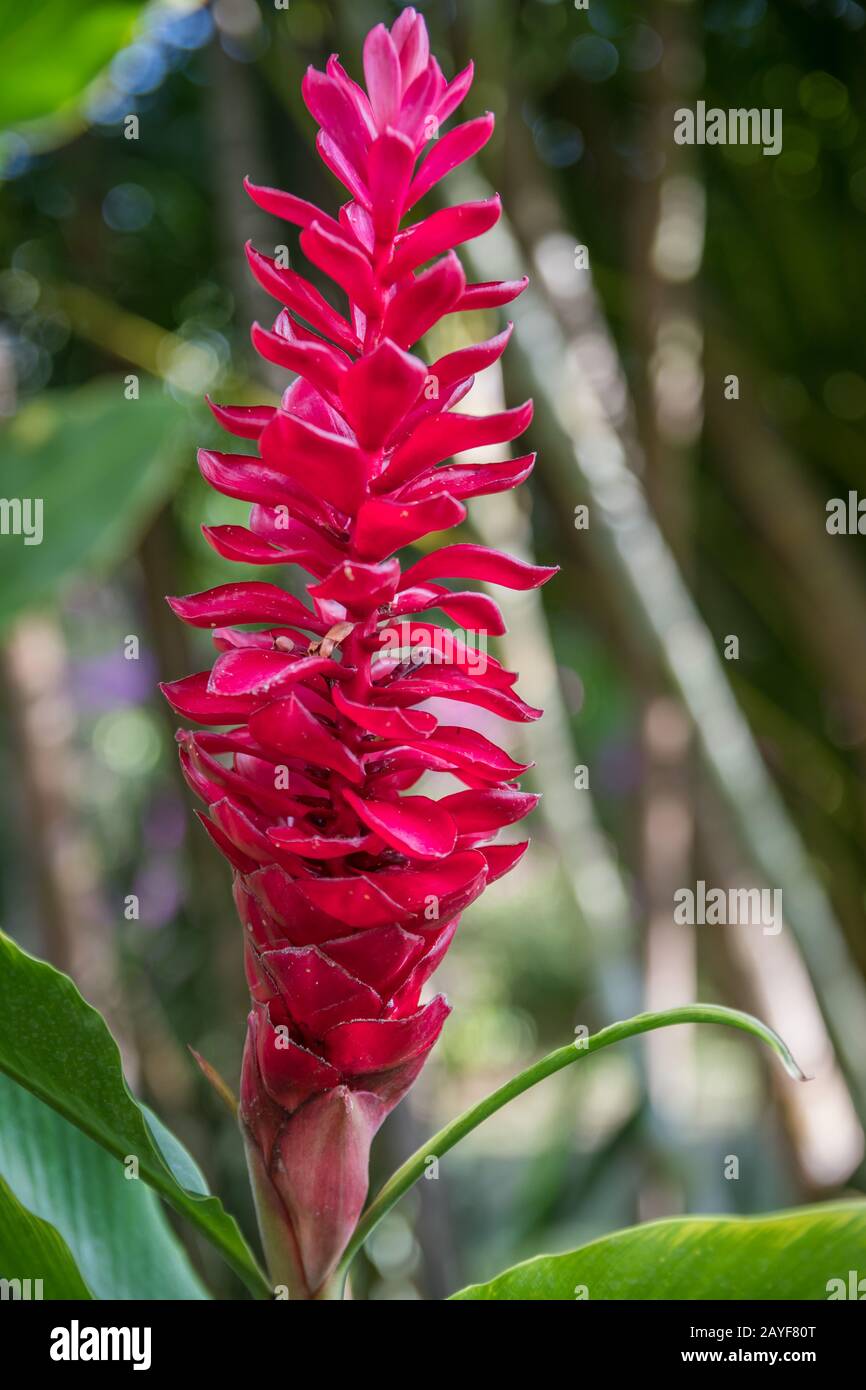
xmin=164 ymin=6 xmax=554 ymax=1298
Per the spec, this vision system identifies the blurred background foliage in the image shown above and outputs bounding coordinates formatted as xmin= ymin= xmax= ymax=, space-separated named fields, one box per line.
xmin=1 ymin=0 xmax=865 ymax=1299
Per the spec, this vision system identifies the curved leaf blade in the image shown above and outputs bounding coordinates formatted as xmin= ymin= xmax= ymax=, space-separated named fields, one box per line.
xmin=0 ymin=1173 xmax=93 ymax=1300
xmin=451 ymin=1202 xmax=866 ymax=1300
xmin=0 ymin=931 xmax=269 ymax=1298
xmin=0 ymin=1075 xmax=209 ymax=1300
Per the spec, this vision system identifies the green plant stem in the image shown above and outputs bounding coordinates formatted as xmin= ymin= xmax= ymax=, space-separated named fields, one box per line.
xmin=334 ymin=1004 xmax=806 ymax=1291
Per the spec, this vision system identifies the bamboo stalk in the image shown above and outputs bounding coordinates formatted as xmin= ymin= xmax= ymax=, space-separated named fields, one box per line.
xmin=462 ymin=362 xmax=639 ymax=1019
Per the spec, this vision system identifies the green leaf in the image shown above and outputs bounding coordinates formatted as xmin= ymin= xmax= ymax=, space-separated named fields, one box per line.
xmin=0 ymin=1 xmax=143 ymax=129
xmin=0 ymin=379 xmax=192 ymax=635
xmin=451 ymin=1202 xmax=866 ymax=1300
xmin=143 ymin=1106 xmax=210 ymax=1198
xmin=0 ymin=931 xmax=270 ymax=1298
xmin=0 ymin=1173 xmax=93 ymax=1300
xmin=336 ymin=1004 xmax=805 ymax=1288
xmin=0 ymin=1075 xmax=209 ymax=1300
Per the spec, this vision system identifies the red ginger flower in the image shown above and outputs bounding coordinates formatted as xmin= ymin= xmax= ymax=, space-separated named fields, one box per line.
xmin=162 ymin=8 xmax=555 ymax=1298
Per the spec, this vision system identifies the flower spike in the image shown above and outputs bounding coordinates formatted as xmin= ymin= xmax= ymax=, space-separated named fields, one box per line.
xmin=165 ymin=6 xmax=554 ymax=1299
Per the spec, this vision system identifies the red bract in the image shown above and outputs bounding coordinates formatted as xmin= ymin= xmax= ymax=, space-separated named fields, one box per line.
xmin=163 ymin=7 xmax=555 ymax=1299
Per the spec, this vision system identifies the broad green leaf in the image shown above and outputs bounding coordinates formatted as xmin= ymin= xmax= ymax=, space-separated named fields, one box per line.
xmin=0 ymin=931 xmax=269 ymax=1298
xmin=0 ymin=1075 xmax=209 ymax=1300
xmin=0 ymin=379 xmax=192 ymax=634
xmin=0 ymin=1173 xmax=93 ymax=1300
xmin=0 ymin=1 xmax=143 ymax=128
xmin=451 ymin=1203 xmax=866 ymax=1300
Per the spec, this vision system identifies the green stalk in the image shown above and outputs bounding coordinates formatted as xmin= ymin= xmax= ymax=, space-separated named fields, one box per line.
xmin=334 ymin=1004 xmax=806 ymax=1291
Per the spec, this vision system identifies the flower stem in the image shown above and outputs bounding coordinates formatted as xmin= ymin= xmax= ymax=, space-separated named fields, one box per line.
xmin=334 ymin=1003 xmax=806 ymax=1291
xmin=313 ymin=1271 xmax=347 ymax=1300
